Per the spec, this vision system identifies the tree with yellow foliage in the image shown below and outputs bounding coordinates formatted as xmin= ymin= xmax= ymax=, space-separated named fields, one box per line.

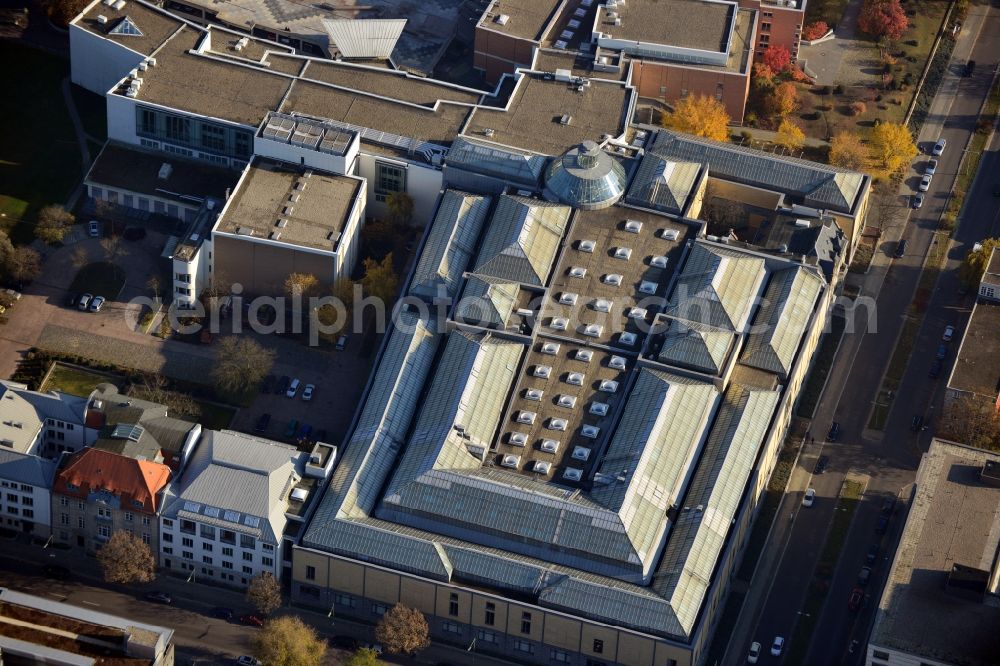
xmin=828 ymin=132 xmax=867 ymax=170
xmin=661 ymin=94 xmax=730 ymax=142
xmin=869 ymin=122 xmax=917 ymax=177
xmin=774 ymin=119 xmax=806 ymax=150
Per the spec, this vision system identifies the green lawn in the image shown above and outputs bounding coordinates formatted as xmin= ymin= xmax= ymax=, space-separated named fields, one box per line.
xmin=41 ymin=363 xmax=123 ymax=397
xmin=70 ymin=262 xmax=126 ymax=299
xmin=0 ymin=43 xmax=81 ymax=243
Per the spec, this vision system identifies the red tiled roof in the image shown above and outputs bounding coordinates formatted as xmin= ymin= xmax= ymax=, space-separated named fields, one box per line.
xmin=54 ymin=448 xmax=171 ymax=514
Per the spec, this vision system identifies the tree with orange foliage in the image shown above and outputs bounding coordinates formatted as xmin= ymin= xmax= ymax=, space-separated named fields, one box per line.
xmin=772 ymin=82 xmax=799 ymax=117
xmin=828 ymin=132 xmax=867 ymax=170
xmin=858 ymin=0 xmax=908 ymax=41
xmin=661 ymin=94 xmax=730 ymax=142
xmin=762 ymin=45 xmax=792 ymax=73
xmin=802 ymin=21 xmax=829 ymax=41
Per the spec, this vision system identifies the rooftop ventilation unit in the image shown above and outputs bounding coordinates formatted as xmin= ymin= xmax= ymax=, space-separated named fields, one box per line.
xmin=508 ymin=432 xmax=528 ymax=446
xmin=483 ymin=128 xmax=495 ymax=137
xmin=275 ymin=218 xmax=288 ymax=228
xmin=517 ymin=411 xmax=537 ymax=425
xmin=619 ymin=332 xmax=637 ymax=346
xmin=103 ymin=0 xmax=114 ymax=6
xmin=628 ymin=307 xmax=647 ymax=319
xmin=495 ymin=13 xmax=510 ymax=24
xmin=578 ymin=239 xmax=596 ymax=253
xmin=794 ymin=218 xmax=811 ymax=228
xmin=661 ymin=228 xmax=680 ymax=241
xmin=269 ymin=231 xmax=281 ymax=240
xmin=550 ymin=317 xmax=569 ymax=331
xmin=524 ymin=388 xmax=544 ymax=401
xmin=582 ymin=324 xmax=603 ymax=338
xmin=557 ymin=395 xmax=577 ymax=409
xmin=650 ymin=255 xmax=668 ymax=268
xmin=533 ymin=461 xmax=552 ymax=474
xmin=590 ymin=401 xmax=609 ymax=416
xmin=568 ymin=266 xmax=587 ymax=278
xmin=602 ymin=274 xmax=623 ymax=286
xmin=614 ymin=247 xmax=632 ymax=260
xmin=113 ymin=0 xmax=125 ymax=9
xmin=541 ymin=342 xmax=561 ymax=355
xmin=548 ymin=418 xmax=569 ymax=431
xmin=157 ymin=163 xmax=172 ymax=180
xmin=559 ymin=114 xmax=572 ymax=125
xmin=592 ymin=298 xmax=612 ymax=312
xmin=613 ymin=17 xmax=621 ymax=26
xmin=563 ymin=467 xmax=583 ymax=481
xmin=540 ymin=439 xmax=560 ymax=453
xmin=559 ymin=292 xmax=578 ymax=305
xmin=97 ymin=15 xmax=108 ymax=24
xmin=571 ymin=446 xmax=591 ymax=461
xmin=706 ymin=235 xmax=719 ymax=242
xmin=638 ymin=280 xmax=658 ymax=295
xmin=609 ymin=355 xmax=627 ymax=370
xmin=581 ymin=425 xmax=601 ymax=439
xmin=575 ymin=349 xmax=594 ymax=362
xmin=624 ymin=220 xmax=642 ymax=233
xmin=290 ymin=487 xmax=309 ymax=502
xmin=599 ymin=379 xmax=619 ymax=393
xmin=560 ymin=30 xmax=574 ymax=40
xmin=533 ymin=365 xmax=552 ymax=378
xmin=501 ymin=454 xmax=521 ymax=469
xmin=566 ymin=372 xmax=585 ymax=386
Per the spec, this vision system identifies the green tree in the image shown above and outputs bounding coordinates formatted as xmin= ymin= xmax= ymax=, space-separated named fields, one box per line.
xmin=661 ymin=94 xmax=730 ymax=142
xmin=36 ymin=205 xmax=75 ymax=245
xmin=375 ymin=604 xmax=430 ymax=655
xmin=96 ymin=530 xmax=156 ymax=584
xmin=959 ymin=238 xmax=1000 ymax=290
xmin=386 ymin=192 xmax=414 ymax=227
xmin=253 ymin=616 xmax=327 ymax=666
xmin=211 ymin=337 xmax=276 ymax=395
xmin=246 ymin=572 xmax=283 ymax=616
xmin=361 ymin=254 xmax=399 ymax=304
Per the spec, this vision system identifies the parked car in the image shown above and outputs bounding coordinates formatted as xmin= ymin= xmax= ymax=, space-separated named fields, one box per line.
xmin=911 ymin=414 xmax=924 ymax=431
xmin=297 ymin=423 xmax=312 ymax=440
xmin=919 ymin=174 xmax=932 ymax=192
xmin=928 ymin=359 xmax=942 ymax=378
xmin=211 ymin=607 xmax=234 ymax=621
xmin=284 ymin=419 xmax=299 ymax=438
xmin=827 ymin=422 xmax=841 ymax=441
xmin=925 ymin=158 xmax=938 ymax=175
xmin=302 ymin=383 xmax=315 ymax=401
xmin=145 ymin=591 xmax=172 ymax=604
xmin=802 ymin=488 xmax=816 ymax=507
xmin=932 ymin=138 xmax=947 ymax=156
xmin=895 ymin=239 xmax=907 ymax=258
xmin=876 ymin=515 xmax=889 ymax=535
xmin=964 ymin=59 xmax=976 ymax=76
xmin=286 ymin=378 xmax=300 ymax=398
xmin=814 ymin=455 xmax=829 ymax=475
xmin=942 ymin=325 xmax=955 ymax=341
xmin=88 ymin=220 xmax=100 ymax=237
xmin=936 ymin=344 xmax=948 ymax=360
xmin=866 ymin=544 xmax=879 ymax=564
xmin=857 ymin=566 xmax=872 ymax=586
xmin=261 ymin=374 xmax=275 ymax=394
xmin=276 ymin=376 xmax=291 ymax=394
xmin=42 ymin=564 xmax=71 ymax=580
xmin=2 ymin=288 xmax=21 ymax=301
xmin=770 ymin=636 xmax=785 ymax=657
xmin=881 ymin=497 xmax=895 ymax=515
xmin=331 ymin=636 xmax=359 ymax=650
xmin=254 ymin=413 xmax=271 ymax=433
xmin=335 ymin=334 xmax=348 ymax=351
xmin=67 ymin=293 xmax=81 ymax=308
xmin=747 ymin=641 xmax=761 ymax=664
xmin=848 ymin=586 xmax=864 ymax=612
xmin=88 ymin=295 xmax=105 ymax=312
xmin=240 ymin=615 xmax=265 ymax=627
xmin=362 ymin=643 xmax=384 ymax=656
xmin=912 ymin=193 xmax=924 ymax=209
xmin=77 ymin=293 xmax=93 ymax=311
xmin=236 ymin=657 xmax=260 ymax=666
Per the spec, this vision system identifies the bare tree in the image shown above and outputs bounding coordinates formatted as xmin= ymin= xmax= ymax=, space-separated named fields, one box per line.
xmin=246 ymin=572 xmax=283 ymax=616
xmin=36 ymin=205 xmax=75 ymax=245
xmin=70 ymin=246 xmax=89 ymax=270
xmin=100 ymin=234 xmax=125 ymax=262
xmin=146 ymin=275 xmax=162 ymax=303
xmin=6 ymin=246 xmax=42 ymax=285
xmin=375 ymin=604 xmax=430 ymax=655
xmin=211 ymin=337 xmax=276 ymax=395
xmin=96 ymin=530 xmax=156 ymax=584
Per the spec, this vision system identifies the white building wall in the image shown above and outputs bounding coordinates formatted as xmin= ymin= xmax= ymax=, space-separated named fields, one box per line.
xmin=335 ymin=181 xmax=366 ymax=281
xmin=0 ymin=480 xmax=51 ymax=535
xmin=253 ymin=133 xmax=359 ymax=176
xmin=69 ymin=20 xmax=146 ymax=95
xmin=40 ymin=416 xmax=88 ymax=458
xmin=354 ymin=152 xmax=442 ymax=227
xmin=106 ymin=92 xmax=141 ymax=147
xmin=865 ymin=644 xmax=950 ymax=666
xmin=159 ymin=516 xmax=281 ymax=587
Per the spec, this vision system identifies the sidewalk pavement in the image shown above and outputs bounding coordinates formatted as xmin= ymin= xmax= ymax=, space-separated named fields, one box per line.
xmin=797 ymin=0 xmax=875 ymax=87
xmin=734 ymin=126 xmax=829 ymax=148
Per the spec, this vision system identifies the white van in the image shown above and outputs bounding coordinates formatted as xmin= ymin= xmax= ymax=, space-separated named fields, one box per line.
xmin=286 ymin=378 xmax=300 ymax=398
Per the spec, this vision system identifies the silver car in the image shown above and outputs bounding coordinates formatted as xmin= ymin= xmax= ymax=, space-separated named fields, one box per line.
xmin=932 ymin=138 xmax=947 ymax=156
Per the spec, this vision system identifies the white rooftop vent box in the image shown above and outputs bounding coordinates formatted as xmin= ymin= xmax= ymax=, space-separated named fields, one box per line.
xmin=290 ymin=487 xmax=309 ymax=502
xmin=97 ymin=15 xmax=108 ymax=24
xmin=533 ymin=461 xmax=552 ymax=474
xmin=614 ymin=247 xmax=632 ymax=260
xmin=602 ymin=274 xmax=623 ymax=286
xmin=628 ymin=307 xmax=647 ymax=319
xmin=578 ymin=239 xmax=596 ymax=253
xmin=494 ymin=13 xmax=510 ymax=24
xmin=706 ymin=234 xmax=719 ymax=242
xmin=560 ymin=30 xmax=574 ymax=40
xmin=609 ymin=355 xmax=627 ymax=370
xmin=613 ymin=17 xmax=621 ymax=25
xmin=483 ymin=128 xmax=495 ymax=137
xmin=541 ymin=342 xmax=561 ymax=355
xmin=650 ymin=255 xmax=668 ymax=268
xmin=534 ymin=365 xmax=552 ymax=378
xmin=624 ymin=220 xmax=643 ymax=234
xmin=590 ymin=401 xmax=609 ymax=416
xmin=619 ymin=331 xmax=637 ymax=346
xmin=113 ymin=0 xmax=125 ymax=9
xmin=575 ymin=349 xmax=594 ymax=362
xmin=103 ymin=0 xmax=114 ymax=5
xmin=554 ymin=39 xmax=569 ymax=49
xmin=568 ymin=19 xmax=581 ymax=28
xmin=639 ymin=280 xmax=658 ymax=295
xmin=517 ymin=411 xmax=537 ymax=425
xmin=540 ymin=439 xmax=560 ymax=453
xmin=509 ymin=432 xmax=528 ymax=446
xmin=557 ymin=395 xmax=577 ymax=409
xmin=660 ymin=228 xmax=680 ymax=241
xmin=581 ymin=424 xmax=601 ymax=439
xmin=582 ymin=323 xmax=603 ymax=338
xmin=555 ymin=68 xmax=573 ymax=82
xmin=794 ymin=218 xmax=811 ymax=228
xmin=571 ymin=446 xmax=591 ymax=461
xmin=548 ymin=418 xmax=569 ymax=431
xmin=559 ymin=114 xmax=573 ymax=126
xmin=568 ymin=266 xmax=587 ymax=278
xmin=525 ymin=388 xmax=544 ymax=401
xmin=573 ymin=7 xmax=587 ymax=17
xmin=157 ymin=163 xmax=173 ymax=180
xmin=599 ymin=379 xmax=619 ymax=393
xmin=559 ymin=292 xmax=578 ymax=305
xmin=593 ymin=298 xmax=612 ymax=312
xmin=566 ymin=372 xmax=585 ymax=386
xmin=501 ymin=454 xmax=521 ymax=469
xmin=563 ymin=467 xmax=583 ymax=481
xmin=550 ymin=317 xmax=569 ymax=331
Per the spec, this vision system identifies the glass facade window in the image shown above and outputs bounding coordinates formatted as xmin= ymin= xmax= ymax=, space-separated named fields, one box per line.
xmin=375 ymin=162 xmax=406 ymax=195
xmin=165 ymin=115 xmax=190 ymax=143
xmin=201 ymin=123 xmax=225 ymax=151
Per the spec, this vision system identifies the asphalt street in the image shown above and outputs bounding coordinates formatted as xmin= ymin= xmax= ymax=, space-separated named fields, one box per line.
xmin=725 ymin=3 xmax=1000 ymax=663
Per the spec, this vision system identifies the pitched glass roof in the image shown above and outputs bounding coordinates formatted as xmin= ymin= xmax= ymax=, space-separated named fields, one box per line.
xmin=667 ymin=242 xmax=767 ymax=331
xmin=455 ymin=274 xmax=519 ymax=328
xmin=445 ymin=136 xmax=547 ymax=187
xmin=473 ymin=195 xmax=570 ymax=286
xmin=625 ymin=153 xmax=702 ymax=215
xmin=109 ymin=16 xmax=144 ymax=36
xmin=658 ymin=319 xmax=734 ymax=375
xmin=409 ymin=190 xmax=492 ymax=301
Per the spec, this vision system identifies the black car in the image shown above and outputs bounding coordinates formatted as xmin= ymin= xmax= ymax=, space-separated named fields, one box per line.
xmin=210 ymin=607 xmax=234 ymax=621
xmin=261 ymin=375 xmax=276 ymax=394
xmin=928 ymin=359 xmax=942 ymax=378
xmin=827 ymin=422 xmax=841 ymax=441
xmin=145 ymin=591 xmax=172 ymax=604
xmin=331 ymin=636 xmax=359 ymax=650
xmin=866 ymin=544 xmax=879 ymax=564
xmin=964 ymin=59 xmax=976 ymax=76
xmin=814 ymin=455 xmax=829 ymax=475
xmin=254 ymin=413 xmax=271 ymax=433
xmin=42 ymin=564 xmax=71 ymax=580
xmin=876 ymin=515 xmax=889 ymax=535
xmin=67 ymin=293 xmax=80 ymax=308
xmin=911 ymin=414 xmax=924 ymax=431
xmin=894 ymin=239 xmax=907 ymax=258
xmin=276 ymin=376 xmax=291 ymax=394
xmin=857 ymin=566 xmax=872 ymax=587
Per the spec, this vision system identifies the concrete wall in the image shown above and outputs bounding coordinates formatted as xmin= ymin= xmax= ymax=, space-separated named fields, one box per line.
xmin=474 ymin=27 xmax=537 ymax=85
xmin=69 ymin=20 xmax=146 ymax=95
xmin=630 ymin=61 xmax=750 ymax=124
xmin=212 ymin=234 xmax=338 ymax=296
xmin=354 ymin=152 xmax=442 ymax=227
